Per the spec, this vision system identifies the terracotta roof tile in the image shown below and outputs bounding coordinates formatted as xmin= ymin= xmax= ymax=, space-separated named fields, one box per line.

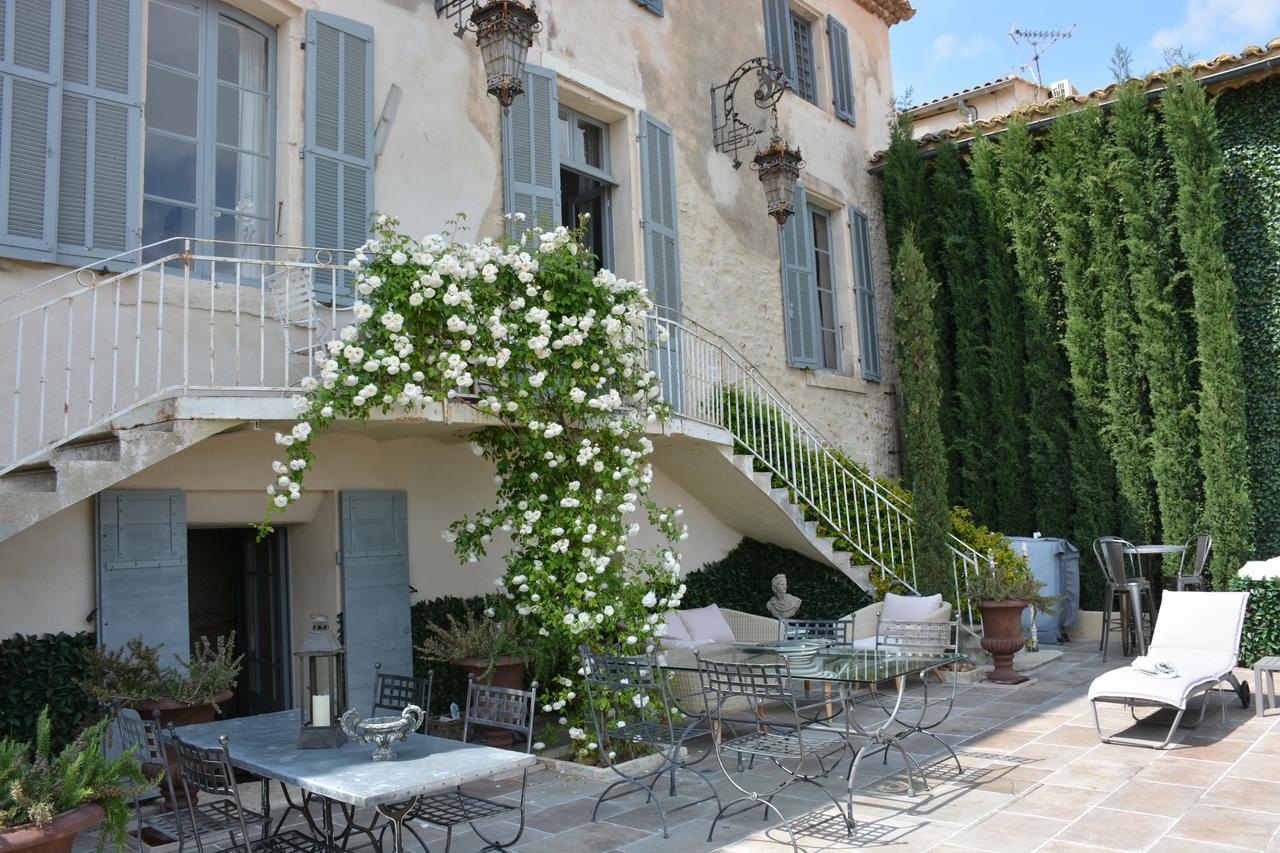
xmin=904 ymin=74 xmax=1042 ymax=115
xmin=853 ymin=0 xmax=914 ymax=26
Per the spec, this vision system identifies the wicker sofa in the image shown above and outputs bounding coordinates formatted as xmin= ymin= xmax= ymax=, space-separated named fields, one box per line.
xmin=847 ymin=597 xmax=953 ymax=649
xmin=664 ymin=607 xmax=778 ymax=716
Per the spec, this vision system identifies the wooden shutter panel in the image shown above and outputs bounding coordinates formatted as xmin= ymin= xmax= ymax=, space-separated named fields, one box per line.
xmin=501 ymin=64 xmax=559 ymax=239
xmin=340 ymin=490 xmax=412 ymax=715
xmin=305 ymin=10 xmax=373 ymax=302
xmin=826 ymin=15 xmax=856 ymax=125
xmin=639 ymin=111 xmax=682 ymax=408
xmin=634 ymin=0 xmax=663 ymax=14
xmin=56 ymin=0 xmax=140 ymax=258
xmin=849 ymin=206 xmax=881 ymax=380
xmin=761 ymin=0 xmax=794 ymax=83
xmin=781 ymin=184 xmax=818 ymax=367
xmin=0 ymin=0 xmax=59 ymax=253
xmin=96 ymin=490 xmax=189 ymax=657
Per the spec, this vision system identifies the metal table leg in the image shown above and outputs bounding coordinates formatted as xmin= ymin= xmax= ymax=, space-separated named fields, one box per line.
xmin=846 ymin=675 xmax=926 ymax=816
xmin=374 ymin=797 xmax=419 ymax=853
xmin=1127 ymin=583 xmax=1147 ymax=657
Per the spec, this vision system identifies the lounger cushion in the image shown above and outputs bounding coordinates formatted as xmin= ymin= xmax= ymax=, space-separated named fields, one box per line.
xmin=1088 ymin=651 xmax=1236 ymax=710
xmin=881 ymin=592 xmax=944 ymax=622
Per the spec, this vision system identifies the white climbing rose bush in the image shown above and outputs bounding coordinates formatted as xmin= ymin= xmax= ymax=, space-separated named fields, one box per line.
xmin=259 ymin=215 xmax=688 ymax=760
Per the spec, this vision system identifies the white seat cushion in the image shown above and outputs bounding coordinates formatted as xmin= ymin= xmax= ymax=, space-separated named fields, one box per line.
xmin=679 ymin=604 xmax=737 ymax=644
xmin=662 ymin=611 xmax=692 ymax=643
xmin=881 ymin=592 xmax=943 ymax=622
xmin=1088 ymin=651 xmax=1236 ymax=710
xmin=850 ymin=636 xmax=877 ymax=651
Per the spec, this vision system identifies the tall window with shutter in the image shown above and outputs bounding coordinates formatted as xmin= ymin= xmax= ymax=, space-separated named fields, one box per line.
xmin=849 ymin=206 xmax=881 ymax=380
xmin=0 ymin=0 xmax=140 ymax=264
xmin=780 ymin=183 xmax=818 ymax=368
xmin=639 ymin=111 xmax=682 ymax=407
xmin=762 ymin=0 xmax=816 ymax=105
xmin=502 ymin=65 xmax=559 ymax=239
xmin=304 ymin=10 xmax=372 ymax=300
xmin=826 ymin=15 xmax=856 ymax=125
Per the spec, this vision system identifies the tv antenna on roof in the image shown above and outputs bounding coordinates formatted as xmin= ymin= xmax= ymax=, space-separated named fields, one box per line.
xmin=1009 ymin=25 xmax=1075 ymax=88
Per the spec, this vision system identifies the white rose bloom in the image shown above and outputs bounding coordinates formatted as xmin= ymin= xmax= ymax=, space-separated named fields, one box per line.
xmin=273 ymin=494 xmax=289 ymax=508
xmin=352 ymin=302 xmax=373 ymax=321
xmin=291 ymin=422 xmax=312 ymax=441
xmin=390 ymin=250 xmax=407 ymax=265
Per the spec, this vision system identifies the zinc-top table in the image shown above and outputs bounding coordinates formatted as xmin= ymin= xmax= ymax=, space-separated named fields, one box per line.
xmin=173 ymin=710 xmax=536 ymax=853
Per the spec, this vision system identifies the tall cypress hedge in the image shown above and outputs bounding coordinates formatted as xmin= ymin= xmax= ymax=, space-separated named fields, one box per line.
xmin=996 ymin=118 xmax=1074 ymax=537
xmin=969 ymin=137 xmax=1033 ymax=535
xmin=1044 ymin=106 xmax=1120 ymax=561
xmin=1218 ymin=76 xmax=1280 ymax=560
xmin=930 ymin=143 xmax=994 ymax=519
xmin=1162 ymin=73 xmax=1254 ymax=586
xmin=1111 ymin=81 xmax=1202 ymax=559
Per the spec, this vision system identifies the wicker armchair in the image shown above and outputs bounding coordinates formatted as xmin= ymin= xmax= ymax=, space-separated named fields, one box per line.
xmin=667 ymin=608 xmax=780 ymax=717
xmin=848 ymin=599 xmax=952 ymax=647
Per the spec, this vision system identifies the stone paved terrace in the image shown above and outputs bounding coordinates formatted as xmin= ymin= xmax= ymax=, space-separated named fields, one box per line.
xmin=79 ymin=644 xmax=1280 ymax=852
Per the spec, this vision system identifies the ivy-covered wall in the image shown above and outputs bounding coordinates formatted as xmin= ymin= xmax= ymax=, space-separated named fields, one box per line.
xmin=1219 ymin=76 xmax=1280 ymax=561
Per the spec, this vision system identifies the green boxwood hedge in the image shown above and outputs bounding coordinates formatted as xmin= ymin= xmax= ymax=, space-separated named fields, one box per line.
xmin=0 ymin=632 xmax=98 ymax=750
xmin=1228 ymin=576 xmax=1280 ymax=665
xmin=682 ymin=538 xmax=871 ymax=619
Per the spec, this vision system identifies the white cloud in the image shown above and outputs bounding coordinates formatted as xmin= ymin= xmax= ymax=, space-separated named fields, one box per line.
xmin=930 ymin=33 xmax=993 ymax=67
xmin=1150 ymin=0 xmax=1280 ymax=61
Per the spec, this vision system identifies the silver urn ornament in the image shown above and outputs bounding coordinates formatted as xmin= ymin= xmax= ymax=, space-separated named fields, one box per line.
xmin=340 ymin=705 xmax=424 ymax=761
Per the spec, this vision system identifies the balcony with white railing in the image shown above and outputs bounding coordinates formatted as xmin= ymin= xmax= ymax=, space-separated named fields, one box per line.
xmin=0 ymin=241 xmax=988 ymax=613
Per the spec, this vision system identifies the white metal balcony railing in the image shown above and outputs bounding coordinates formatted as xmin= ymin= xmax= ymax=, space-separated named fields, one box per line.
xmin=0 ymin=241 xmax=989 ymax=611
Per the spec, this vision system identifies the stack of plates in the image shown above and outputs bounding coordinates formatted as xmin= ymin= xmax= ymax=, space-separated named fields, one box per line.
xmin=741 ymin=639 xmax=829 ymax=670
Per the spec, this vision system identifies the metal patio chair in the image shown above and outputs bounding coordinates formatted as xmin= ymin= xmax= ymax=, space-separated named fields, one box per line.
xmin=170 ymin=731 xmax=322 ymax=853
xmin=777 ymin=617 xmax=861 ymax=725
xmin=373 ymin=662 xmax=434 ymax=731
xmin=1173 ymin=532 xmax=1212 ymax=591
xmin=1094 ymin=536 xmax=1157 ymax=661
xmin=112 ymin=708 xmax=185 ymax=853
xmin=391 ymin=678 xmax=538 ymax=853
xmin=580 ymin=647 xmax=721 ymax=839
xmin=696 ymin=652 xmax=855 ymax=852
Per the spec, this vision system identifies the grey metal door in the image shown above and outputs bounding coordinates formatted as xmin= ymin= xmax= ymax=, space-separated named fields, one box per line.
xmin=237 ymin=530 xmax=290 ymax=715
xmin=96 ymin=490 xmax=189 ymax=658
xmin=339 ymin=490 xmax=412 ymax=715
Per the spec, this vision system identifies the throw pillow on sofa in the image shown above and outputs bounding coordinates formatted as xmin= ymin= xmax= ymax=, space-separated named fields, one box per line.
xmin=679 ymin=604 xmax=736 ymax=644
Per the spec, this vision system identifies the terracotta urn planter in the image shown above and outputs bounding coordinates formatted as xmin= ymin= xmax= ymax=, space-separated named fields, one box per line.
xmin=978 ymin=600 xmax=1028 ymax=685
xmin=0 ymin=803 xmax=104 ymax=853
xmin=454 ymin=657 xmax=525 ymax=748
xmin=133 ymin=690 xmax=235 ymax=809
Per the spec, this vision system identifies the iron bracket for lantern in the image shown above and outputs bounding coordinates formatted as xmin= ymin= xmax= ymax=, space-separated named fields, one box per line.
xmin=436 ymin=0 xmax=542 ymax=108
xmin=710 ymin=57 xmax=790 ymax=169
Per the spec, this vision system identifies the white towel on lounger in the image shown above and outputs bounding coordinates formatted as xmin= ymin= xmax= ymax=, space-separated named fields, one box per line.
xmin=1132 ymin=657 xmax=1178 ymax=678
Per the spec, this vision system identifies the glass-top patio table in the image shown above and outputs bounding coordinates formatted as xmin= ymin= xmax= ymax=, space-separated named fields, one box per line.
xmin=656 ymin=644 xmax=965 ymax=795
xmin=171 ymin=710 xmax=536 ymax=853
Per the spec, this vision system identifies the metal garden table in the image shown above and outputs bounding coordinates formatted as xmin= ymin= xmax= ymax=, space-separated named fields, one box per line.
xmin=656 ymin=644 xmax=964 ymax=796
xmin=1122 ymin=542 xmax=1187 ymax=655
xmin=172 ymin=710 xmax=536 ymax=853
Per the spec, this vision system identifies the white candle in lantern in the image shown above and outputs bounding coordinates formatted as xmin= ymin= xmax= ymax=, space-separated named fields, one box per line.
xmin=311 ymin=693 xmax=331 ymax=727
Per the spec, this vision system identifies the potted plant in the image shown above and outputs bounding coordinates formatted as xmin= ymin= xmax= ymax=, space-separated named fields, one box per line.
xmin=0 ymin=707 xmax=151 ymax=853
xmin=963 ymin=560 xmax=1056 ymax=685
xmin=416 ymin=611 xmax=526 ymax=747
xmin=84 ymin=634 xmax=242 ymax=807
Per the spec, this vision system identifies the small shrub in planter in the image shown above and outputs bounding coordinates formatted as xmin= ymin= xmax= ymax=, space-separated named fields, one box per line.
xmin=84 ymin=634 xmax=243 ymax=714
xmin=0 ymin=707 xmax=151 ymax=852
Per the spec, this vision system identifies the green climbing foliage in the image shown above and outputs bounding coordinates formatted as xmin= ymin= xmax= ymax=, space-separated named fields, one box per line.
xmin=1217 ymin=76 xmax=1280 ymax=560
xmin=1162 ymin=72 xmax=1254 ymax=586
xmin=891 ymin=229 xmax=952 ymax=595
xmin=996 ymin=118 xmax=1074 ymax=537
xmin=968 ymin=136 xmax=1033 ymax=536
xmin=1043 ymin=105 xmax=1121 ymax=563
xmin=880 ymin=114 xmax=932 ymax=261
xmin=1111 ymin=81 xmax=1202 ymax=563
xmin=930 ymin=143 xmax=994 ymax=520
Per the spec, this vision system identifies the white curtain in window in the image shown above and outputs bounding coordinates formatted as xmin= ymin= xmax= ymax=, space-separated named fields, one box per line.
xmin=234 ymin=22 xmax=267 ymax=246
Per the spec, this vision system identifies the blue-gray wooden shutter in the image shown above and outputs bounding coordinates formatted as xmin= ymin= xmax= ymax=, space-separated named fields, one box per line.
xmin=762 ymin=0 xmax=795 ymax=86
xmin=304 ymin=10 xmax=373 ymax=302
xmin=501 ymin=64 xmax=559 ymax=239
xmin=96 ymin=490 xmax=189 ymax=658
xmin=781 ymin=184 xmax=818 ymax=367
xmin=634 ymin=0 xmax=663 ymax=14
xmin=849 ymin=206 xmax=881 ymax=380
xmin=340 ymin=490 xmax=411 ymax=715
xmin=639 ymin=111 xmax=683 ymax=408
xmin=0 ymin=0 xmax=60 ymax=254
xmin=826 ymin=15 xmax=855 ymax=125
xmin=57 ymin=0 xmax=141 ymax=259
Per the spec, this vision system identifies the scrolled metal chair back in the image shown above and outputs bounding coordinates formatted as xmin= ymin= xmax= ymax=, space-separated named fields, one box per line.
xmin=462 ymin=678 xmax=538 ymax=752
xmin=373 ymin=663 xmax=434 ymax=728
xmin=171 ymin=731 xmax=239 ymax=797
xmin=579 ymin=647 xmax=676 ymax=744
xmin=113 ymin=708 xmax=165 ymax=764
xmin=778 ymin=617 xmax=854 ymax=645
xmin=876 ymin=618 xmax=958 ymax=657
xmin=695 ymin=654 xmax=794 ymax=706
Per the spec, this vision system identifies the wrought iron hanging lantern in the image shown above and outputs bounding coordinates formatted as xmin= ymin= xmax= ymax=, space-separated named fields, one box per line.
xmin=296 ymin=614 xmax=345 ymax=749
xmin=439 ymin=0 xmax=542 ymax=109
xmin=751 ymin=130 xmax=804 ymax=227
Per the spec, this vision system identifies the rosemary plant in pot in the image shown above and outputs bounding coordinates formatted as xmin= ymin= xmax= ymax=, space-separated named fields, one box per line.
xmin=0 ymin=708 xmax=150 ymax=853
xmin=964 ymin=559 xmax=1056 ymax=685
xmin=416 ymin=610 xmax=526 ymax=747
xmin=84 ymin=634 xmax=242 ymax=807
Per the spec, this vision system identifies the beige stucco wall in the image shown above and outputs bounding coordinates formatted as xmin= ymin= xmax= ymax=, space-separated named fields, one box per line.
xmin=0 ymin=427 xmax=741 ymax=639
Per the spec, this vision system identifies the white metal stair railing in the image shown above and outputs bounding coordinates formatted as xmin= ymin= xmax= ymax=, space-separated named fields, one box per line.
xmin=646 ymin=313 xmax=989 ymax=625
xmin=0 ymin=238 xmax=353 ymax=476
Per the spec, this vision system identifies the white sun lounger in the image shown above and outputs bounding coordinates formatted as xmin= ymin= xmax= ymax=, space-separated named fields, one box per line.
xmin=1088 ymin=591 xmax=1252 ymax=748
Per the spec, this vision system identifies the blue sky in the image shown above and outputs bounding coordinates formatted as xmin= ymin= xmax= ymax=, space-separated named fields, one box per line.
xmin=890 ymin=0 xmax=1280 ymax=107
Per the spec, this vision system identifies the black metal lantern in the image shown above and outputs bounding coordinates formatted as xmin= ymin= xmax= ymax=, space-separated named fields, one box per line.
xmin=470 ymin=1 xmax=541 ymax=108
xmin=296 ymin=614 xmax=345 ymax=749
xmin=752 ymin=134 xmax=805 ymax=227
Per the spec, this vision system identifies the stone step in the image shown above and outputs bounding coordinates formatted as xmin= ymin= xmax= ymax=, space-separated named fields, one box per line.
xmin=0 ymin=466 xmax=57 ymax=494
